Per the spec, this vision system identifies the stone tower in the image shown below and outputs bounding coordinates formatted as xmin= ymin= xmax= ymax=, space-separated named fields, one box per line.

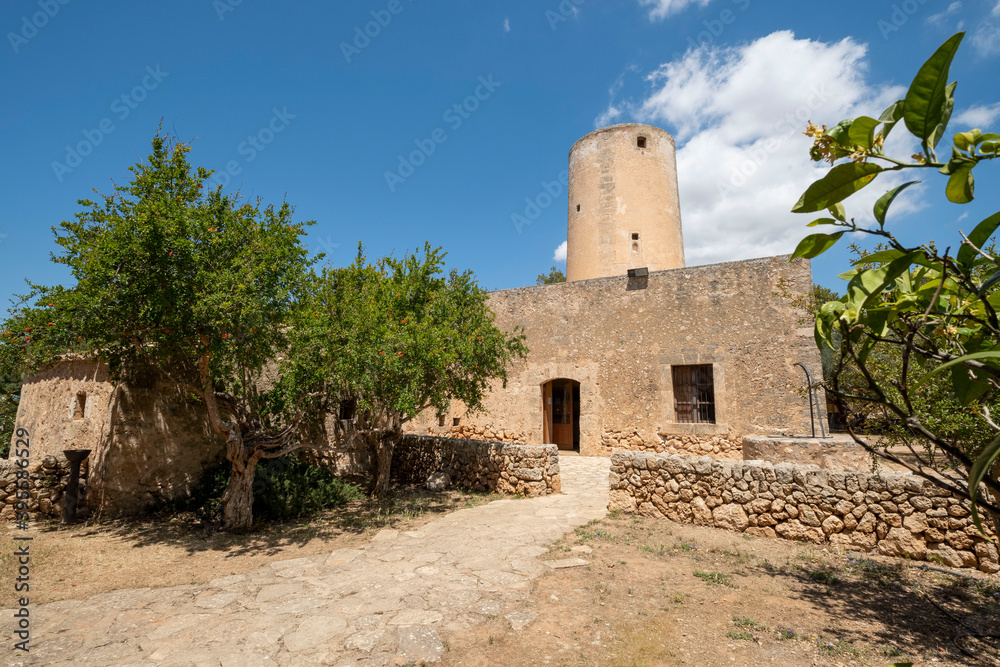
xmin=565 ymin=123 xmax=685 ymax=282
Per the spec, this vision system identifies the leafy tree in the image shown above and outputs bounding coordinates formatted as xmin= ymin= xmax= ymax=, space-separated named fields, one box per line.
xmin=3 ymin=133 xmax=320 ymax=531
xmin=790 ymin=32 xmax=1000 ymax=538
xmin=536 ymin=266 xmax=566 ymax=285
xmin=0 ymin=340 xmax=22 ymax=458
xmin=287 ymin=244 xmax=529 ymax=496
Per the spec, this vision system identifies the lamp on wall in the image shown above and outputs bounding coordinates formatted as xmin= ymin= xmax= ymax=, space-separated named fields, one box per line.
xmin=627 ymin=267 xmax=649 ymax=278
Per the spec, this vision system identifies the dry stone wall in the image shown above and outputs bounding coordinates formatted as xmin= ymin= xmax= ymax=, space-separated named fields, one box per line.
xmin=0 ymin=456 xmax=88 ymax=520
xmin=609 ymin=452 xmax=1000 ymax=574
xmin=599 ymin=427 xmax=742 ymax=459
xmin=393 ymin=435 xmax=560 ymax=496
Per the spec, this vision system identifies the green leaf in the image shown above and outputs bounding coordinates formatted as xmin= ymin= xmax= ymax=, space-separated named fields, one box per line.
xmin=825 ymin=119 xmax=854 ymax=147
xmin=969 ymin=433 xmax=1000 ymax=535
xmin=903 ymin=33 xmax=965 ymax=143
xmin=792 ymin=163 xmax=884 ymax=213
xmin=873 ymin=181 xmax=920 ymax=226
xmin=852 ymin=249 xmax=905 ymax=266
xmin=950 ymin=364 xmax=991 ymax=404
xmin=829 ymin=203 xmax=847 ymax=222
xmin=957 ymin=211 xmax=1000 ymax=269
xmin=946 ymin=162 xmax=975 ymax=204
xmin=878 ymin=100 xmax=905 ymax=141
xmin=807 ymin=217 xmax=838 ymax=227
xmin=921 ymin=350 xmax=1000 ymax=383
xmin=979 ymin=267 xmax=1000 ymax=296
xmin=927 ymin=81 xmax=958 ymax=150
xmin=954 ymin=129 xmax=979 ymax=151
xmin=790 ymin=232 xmax=846 ymax=261
xmin=848 ymin=116 xmax=881 ymax=149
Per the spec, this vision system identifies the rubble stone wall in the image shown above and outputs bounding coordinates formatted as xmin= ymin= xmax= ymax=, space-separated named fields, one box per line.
xmin=608 ymin=452 xmax=1000 ymax=574
xmin=0 ymin=456 xmax=88 ymax=521
xmin=393 ymin=435 xmax=560 ymax=497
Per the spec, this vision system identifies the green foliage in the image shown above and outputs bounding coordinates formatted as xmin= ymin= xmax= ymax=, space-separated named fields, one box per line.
xmin=536 ymin=266 xmax=566 ymax=285
xmin=0 ymin=340 xmax=22 ymax=458
xmin=175 ymin=457 xmax=361 ymax=524
xmin=693 ymin=571 xmax=734 ymax=587
xmin=791 ymin=32 xmax=1000 ymax=539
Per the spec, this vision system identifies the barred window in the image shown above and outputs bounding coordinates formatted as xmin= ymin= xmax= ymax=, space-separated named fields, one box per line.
xmin=672 ymin=365 xmax=715 ymax=424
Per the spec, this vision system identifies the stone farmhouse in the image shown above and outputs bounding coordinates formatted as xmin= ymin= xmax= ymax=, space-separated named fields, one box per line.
xmin=5 ymin=122 xmax=822 ymax=517
xmin=406 ymin=123 xmax=821 ymax=458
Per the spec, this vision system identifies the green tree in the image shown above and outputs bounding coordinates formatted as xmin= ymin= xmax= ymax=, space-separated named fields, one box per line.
xmin=536 ymin=266 xmax=566 ymax=285
xmin=3 ymin=133 xmax=319 ymax=531
xmin=790 ymin=32 xmax=1000 ymax=538
xmin=287 ymin=244 xmax=528 ymax=496
xmin=0 ymin=340 xmax=22 ymax=457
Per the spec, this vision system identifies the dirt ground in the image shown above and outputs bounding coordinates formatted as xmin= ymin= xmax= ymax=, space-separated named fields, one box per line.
xmin=444 ymin=510 xmax=1000 ymax=667
xmin=0 ymin=484 xmax=498 ymax=608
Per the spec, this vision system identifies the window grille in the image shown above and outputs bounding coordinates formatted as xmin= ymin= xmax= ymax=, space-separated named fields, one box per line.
xmin=672 ymin=365 xmax=716 ymax=424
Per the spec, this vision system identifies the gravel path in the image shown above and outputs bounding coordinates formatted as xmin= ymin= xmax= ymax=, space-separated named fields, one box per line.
xmin=6 ymin=455 xmax=610 ymax=666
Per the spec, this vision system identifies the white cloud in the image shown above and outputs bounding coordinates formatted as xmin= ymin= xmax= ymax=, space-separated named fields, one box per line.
xmin=503 ymin=18 xmax=511 ymax=33
xmin=926 ymin=1 xmax=962 ymax=25
xmin=638 ymin=0 xmax=713 ymax=21
xmin=994 ymin=0 xmax=1000 ymax=16
xmin=971 ymin=19 xmax=1000 ymax=57
xmin=597 ymin=31 xmax=919 ymax=267
xmin=953 ymin=102 xmax=1000 ymax=128
xmin=553 ymin=241 xmax=568 ymax=262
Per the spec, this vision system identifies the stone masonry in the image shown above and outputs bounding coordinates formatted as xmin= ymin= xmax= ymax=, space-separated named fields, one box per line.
xmin=609 ymin=452 xmax=1000 ymax=574
xmin=0 ymin=456 xmax=88 ymax=520
xmin=393 ymin=435 xmax=560 ymax=496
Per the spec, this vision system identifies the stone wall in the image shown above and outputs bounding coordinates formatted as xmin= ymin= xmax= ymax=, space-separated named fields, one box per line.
xmin=742 ymin=435 xmax=872 ymax=471
xmin=393 ymin=435 xmax=560 ymax=497
xmin=406 ymin=255 xmax=822 ymax=457
xmin=608 ymin=452 xmax=1000 ymax=574
xmin=599 ymin=427 xmax=742 ymax=459
xmin=0 ymin=456 xmax=89 ymax=521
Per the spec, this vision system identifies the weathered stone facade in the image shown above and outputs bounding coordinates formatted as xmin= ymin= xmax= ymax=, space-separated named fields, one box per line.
xmin=609 ymin=452 xmax=1000 ymax=574
xmin=0 ymin=455 xmax=88 ymax=520
xmin=392 ymin=435 xmax=560 ymax=496
xmin=742 ymin=435 xmax=872 ymax=471
xmin=408 ymin=255 xmax=823 ymax=458
xmin=9 ymin=360 xmax=224 ymax=517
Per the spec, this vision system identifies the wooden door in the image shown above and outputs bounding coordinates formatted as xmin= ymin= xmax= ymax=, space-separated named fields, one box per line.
xmin=551 ymin=380 xmax=574 ymax=450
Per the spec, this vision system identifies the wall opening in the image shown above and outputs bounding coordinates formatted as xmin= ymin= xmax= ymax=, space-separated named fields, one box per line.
xmin=672 ymin=365 xmax=716 ymax=424
xmin=543 ymin=379 xmax=581 ymax=452
xmin=453 ymin=417 xmax=461 ymax=427
xmin=576 ymin=204 xmax=581 ymax=212
xmin=73 ymin=392 xmax=87 ymax=420
xmin=338 ymin=398 xmax=357 ymax=420
xmin=438 ymin=414 xmax=446 ymax=428
xmin=637 ymin=136 xmax=647 ymax=149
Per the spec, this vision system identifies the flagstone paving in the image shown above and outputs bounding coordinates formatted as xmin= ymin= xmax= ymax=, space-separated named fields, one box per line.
xmin=6 ymin=455 xmax=610 ymax=666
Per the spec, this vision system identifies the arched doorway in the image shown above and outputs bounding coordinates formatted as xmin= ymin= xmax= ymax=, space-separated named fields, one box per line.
xmin=543 ymin=379 xmax=580 ymax=451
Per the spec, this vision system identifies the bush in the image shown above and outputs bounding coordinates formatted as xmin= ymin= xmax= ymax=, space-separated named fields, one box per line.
xmin=177 ymin=456 xmax=362 ymax=524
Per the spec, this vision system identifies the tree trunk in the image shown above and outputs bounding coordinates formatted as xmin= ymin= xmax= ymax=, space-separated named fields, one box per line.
xmin=221 ymin=459 xmax=256 ymax=531
xmin=368 ymin=432 xmax=396 ymax=498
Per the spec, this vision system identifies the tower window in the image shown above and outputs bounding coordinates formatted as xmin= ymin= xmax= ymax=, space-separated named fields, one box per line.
xmin=453 ymin=417 xmax=461 ymax=427
xmin=438 ymin=414 xmax=446 ymax=427
xmin=631 ymin=233 xmax=639 ymax=240
xmin=576 ymin=204 xmax=581 ymax=212
xmin=637 ymin=136 xmax=647 ymax=149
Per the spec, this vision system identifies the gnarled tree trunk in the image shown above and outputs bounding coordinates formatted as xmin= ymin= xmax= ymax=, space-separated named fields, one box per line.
xmin=368 ymin=431 xmax=398 ymax=498
xmin=221 ymin=457 xmax=255 ymax=531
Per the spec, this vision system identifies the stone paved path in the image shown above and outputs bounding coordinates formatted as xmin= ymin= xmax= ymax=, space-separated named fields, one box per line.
xmin=7 ymin=456 xmax=610 ymax=666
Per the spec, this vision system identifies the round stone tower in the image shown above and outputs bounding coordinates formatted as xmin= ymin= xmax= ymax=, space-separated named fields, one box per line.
xmin=565 ymin=123 xmax=685 ymax=282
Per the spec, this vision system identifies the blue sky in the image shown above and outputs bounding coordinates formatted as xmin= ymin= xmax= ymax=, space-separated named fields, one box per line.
xmin=2 ymin=0 xmax=1000 ymax=312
